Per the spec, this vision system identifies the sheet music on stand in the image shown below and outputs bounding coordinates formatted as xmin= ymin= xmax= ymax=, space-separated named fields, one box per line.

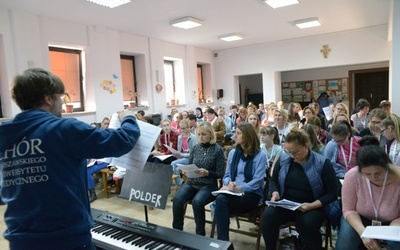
xmin=119 ymin=162 xmax=173 ymax=210
xmin=108 ymin=113 xmax=161 ymax=171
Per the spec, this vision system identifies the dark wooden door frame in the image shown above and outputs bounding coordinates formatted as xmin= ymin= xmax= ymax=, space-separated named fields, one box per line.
xmin=348 ymin=67 xmax=389 ymax=110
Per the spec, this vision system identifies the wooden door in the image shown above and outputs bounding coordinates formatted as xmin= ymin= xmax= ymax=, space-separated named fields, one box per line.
xmin=352 ymin=68 xmax=388 ymax=109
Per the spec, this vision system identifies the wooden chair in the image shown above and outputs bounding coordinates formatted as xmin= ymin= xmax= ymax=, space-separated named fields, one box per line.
xmin=285 ymin=219 xmax=332 ymax=249
xmin=209 ymin=182 xmax=268 ymax=250
xmin=100 ymin=168 xmax=122 ymax=198
xmin=208 ymin=154 xmax=278 ymax=249
xmin=183 ymin=177 xmax=222 ymax=234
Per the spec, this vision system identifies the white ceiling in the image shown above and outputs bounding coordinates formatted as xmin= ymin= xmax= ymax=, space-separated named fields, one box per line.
xmin=0 ymin=0 xmax=392 ymax=51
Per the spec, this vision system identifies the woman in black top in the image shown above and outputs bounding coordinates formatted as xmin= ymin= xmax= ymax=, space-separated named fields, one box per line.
xmin=172 ymin=122 xmax=225 ymax=236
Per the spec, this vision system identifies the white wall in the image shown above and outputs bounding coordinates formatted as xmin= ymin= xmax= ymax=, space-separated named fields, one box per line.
xmin=0 ymin=8 xmax=398 ymax=121
xmin=0 ymin=9 xmax=214 ymax=122
xmin=213 ymin=25 xmax=392 ymax=109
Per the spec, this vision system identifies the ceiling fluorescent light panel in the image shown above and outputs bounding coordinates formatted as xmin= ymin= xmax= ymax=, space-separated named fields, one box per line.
xmin=170 ymin=16 xmax=203 ymax=29
xmin=295 ymin=17 xmax=321 ymax=29
xmin=265 ymin=0 xmax=299 ymax=9
xmin=86 ymin=0 xmax=131 ymax=8
xmin=219 ymin=33 xmax=244 ymax=42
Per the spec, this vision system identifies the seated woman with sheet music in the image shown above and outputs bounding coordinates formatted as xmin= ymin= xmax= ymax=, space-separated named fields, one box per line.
xmin=149 ymin=119 xmax=179 ymax=164
xmin=171 ymin=119 xmax=198 ymax=187
xmin=214 ymin=123 xmax=266 ymax=241
xmin=261 ymin=128 xmax=337 ymax=250
xmin=336 ymin=136 xmax=400 ymax=250
xmin=172 ymin=121 xmax=225 ymax=236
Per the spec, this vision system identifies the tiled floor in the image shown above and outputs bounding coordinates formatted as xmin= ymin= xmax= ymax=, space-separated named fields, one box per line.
xmin=0 ymin=183 xmax=336 ymax=249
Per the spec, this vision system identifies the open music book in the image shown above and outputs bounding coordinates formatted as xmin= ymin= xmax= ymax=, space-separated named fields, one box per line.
xmin=265 ymin=199 xmax=301 ymax=211
xmin=361 ymin=226 xmax=400 ymax=242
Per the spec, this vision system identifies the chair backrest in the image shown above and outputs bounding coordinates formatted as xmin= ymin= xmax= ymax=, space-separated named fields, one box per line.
xmin=266 ymin=154 xmax=281 ymax=200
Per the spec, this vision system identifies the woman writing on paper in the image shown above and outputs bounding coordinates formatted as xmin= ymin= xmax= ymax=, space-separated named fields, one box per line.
xmin=262 ymin=128 xmax=337 ymax=250
xmin=336 ymin=136 xmax=400 ymax=250
xmin=214 ymin=123 xmax=266 ymax=241
xmin=172 ymin=122 xmax=225 ymax=236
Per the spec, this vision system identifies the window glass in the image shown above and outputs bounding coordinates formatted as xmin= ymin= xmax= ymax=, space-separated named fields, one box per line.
xmin=121 ymin=55 xmax=137 ymax=103
xmin=49 ymin=47 xmax=83 ymax=111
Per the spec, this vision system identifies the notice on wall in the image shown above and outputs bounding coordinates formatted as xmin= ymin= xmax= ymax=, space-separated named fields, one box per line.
xmin=282 ymin=78 xmax=348 ymax=103
xmin=119 ymin=162 xmax=172 ymax=209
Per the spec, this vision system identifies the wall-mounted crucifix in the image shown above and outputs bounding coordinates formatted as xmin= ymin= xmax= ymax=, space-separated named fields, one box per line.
xmin=320 ymin=45 xmax=331 ymax=58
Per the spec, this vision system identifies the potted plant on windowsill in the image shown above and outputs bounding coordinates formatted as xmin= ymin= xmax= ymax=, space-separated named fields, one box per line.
xmin=129 ymin=91 xmax=140 ymax=108
xmin=63 ymin=92 xmax=73 ymax=113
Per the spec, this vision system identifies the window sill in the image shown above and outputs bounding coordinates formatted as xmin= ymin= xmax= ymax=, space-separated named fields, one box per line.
xmin=167 ymin=104 xmax=186 ymax=108
xmin=62 ymin=110 xmax=96 ymax=117
xmin=123 ymin=105 xmax=150 ymax=110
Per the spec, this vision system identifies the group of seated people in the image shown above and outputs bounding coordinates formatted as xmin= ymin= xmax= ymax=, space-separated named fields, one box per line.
xmin=88 ymin=99 xmax=400 ymax=250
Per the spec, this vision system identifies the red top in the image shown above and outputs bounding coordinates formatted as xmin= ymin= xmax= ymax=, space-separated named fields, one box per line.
xmin=159 ymin=130 xmax=179 ymax=154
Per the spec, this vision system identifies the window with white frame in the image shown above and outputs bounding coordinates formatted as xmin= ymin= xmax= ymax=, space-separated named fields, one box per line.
xmin=197 ymin=65 xmax=204 ymax=103
xmin=49 ymin=47 xmax=84 ymax=112
xmin=164 ymin=58 xmax=185 ymax=105
xmin=120 ymin=55 xmax=138 ymax=104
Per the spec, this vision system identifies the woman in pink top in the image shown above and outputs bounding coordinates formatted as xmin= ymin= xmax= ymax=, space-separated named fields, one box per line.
xmin=336 ymin=136 xmax=400 ymax=250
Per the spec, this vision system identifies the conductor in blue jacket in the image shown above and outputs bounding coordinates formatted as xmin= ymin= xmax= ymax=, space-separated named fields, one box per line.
xmin=0 ymin=68 xmax=141 ymax=250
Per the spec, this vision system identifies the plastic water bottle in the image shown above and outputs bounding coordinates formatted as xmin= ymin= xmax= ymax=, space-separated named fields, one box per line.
xmin=210 ymin=201 xmax=216 ymax=219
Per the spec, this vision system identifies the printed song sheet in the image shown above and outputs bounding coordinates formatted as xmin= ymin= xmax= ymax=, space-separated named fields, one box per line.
xmin=109 ymin=113 xmax=161 ymax=172
xmin=164 ymin=144 xmax=181 ymax=155
xmin=212 ymin=189 xmax=244 ymax=197
xmin=266 ymin=199 xmax=301 ymax=211
xmin=361 ymin=226 xmax=400 ymax=242
xmin=176 ymin=164 xmax=202 ymax=178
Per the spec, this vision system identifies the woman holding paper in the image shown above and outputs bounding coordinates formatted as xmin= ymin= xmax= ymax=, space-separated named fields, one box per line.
xmin=171 ymin=119 xmax=198 ymax=187
xmin=214 ymin=123 xmax=266 ymax=241
xmin=336 ymin=136 xmax=400 ymax=250
xmin=150 ymin=119 xmax=179 ymax=164
xmin=262 ymin=128 xmax=337 ymax=250
xmin=172 ymin=122 xmax=225 ymax=236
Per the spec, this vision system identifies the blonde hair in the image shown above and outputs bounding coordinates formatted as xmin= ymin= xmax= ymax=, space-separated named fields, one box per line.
xmin=274 ymin=109 xmax=288 ymax=123
xmin=196 ymin=121 xmax=217 ymax=144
